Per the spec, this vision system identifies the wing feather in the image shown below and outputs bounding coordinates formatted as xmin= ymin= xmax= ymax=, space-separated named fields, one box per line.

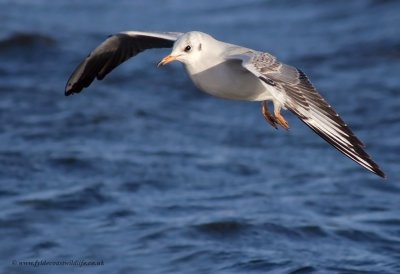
xmin=234 ymin=52 xmax=385 ymax=177
xmin=65 ymin=31 xmax=182 ymax=95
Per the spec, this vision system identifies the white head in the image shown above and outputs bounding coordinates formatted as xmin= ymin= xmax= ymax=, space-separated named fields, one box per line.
xmin=158 ymin=31 xmax=212 ymax=67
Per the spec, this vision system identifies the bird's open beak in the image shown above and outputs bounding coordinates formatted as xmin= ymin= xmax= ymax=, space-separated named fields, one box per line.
xmin=157 ymin=55 xmax=180 ymax=67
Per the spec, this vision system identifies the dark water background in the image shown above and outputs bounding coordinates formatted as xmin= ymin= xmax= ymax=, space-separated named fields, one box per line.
xmin=1 ymin=1 xmax=399 ymax=273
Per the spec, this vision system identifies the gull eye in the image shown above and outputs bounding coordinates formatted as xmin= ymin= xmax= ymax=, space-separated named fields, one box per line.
xmin=184 ymin=45 xmax=192 ymax=52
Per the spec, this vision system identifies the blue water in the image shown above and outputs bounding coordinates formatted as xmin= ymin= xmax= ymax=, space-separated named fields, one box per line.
xmin=1 ymin=1 xmax=400 ymax=273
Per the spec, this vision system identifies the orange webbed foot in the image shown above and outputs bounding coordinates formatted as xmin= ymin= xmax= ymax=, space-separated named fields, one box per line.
xmin=261 ymin=101 xmax=278 ymax=129
xmin=274 ymin=107 xmax=289 ymax=130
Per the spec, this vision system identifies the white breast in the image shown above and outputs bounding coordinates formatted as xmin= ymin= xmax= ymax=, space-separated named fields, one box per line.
xmin=185 ymin=60 xmax=271 ymax=101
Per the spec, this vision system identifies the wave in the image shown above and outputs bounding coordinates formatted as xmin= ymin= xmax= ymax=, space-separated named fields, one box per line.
xmin=0 ymin=32 xmax=56 ymax=51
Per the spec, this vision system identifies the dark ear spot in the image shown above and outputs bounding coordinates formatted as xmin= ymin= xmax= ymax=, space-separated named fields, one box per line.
xmin=198 ymin=43 xmax=202 ymax=51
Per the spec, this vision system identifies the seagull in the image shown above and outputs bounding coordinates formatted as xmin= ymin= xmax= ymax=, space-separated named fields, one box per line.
xmin=65 ymin=31 xmax=385 ymax=178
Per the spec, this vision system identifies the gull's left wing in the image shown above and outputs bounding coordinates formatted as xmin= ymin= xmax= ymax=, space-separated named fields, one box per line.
xmin=65 ymin=31 xmax=183 ymax=95
xmin=228 ymin=52 xmax=385 ymax=178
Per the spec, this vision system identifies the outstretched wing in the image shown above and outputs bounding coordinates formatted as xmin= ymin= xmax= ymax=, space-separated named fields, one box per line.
xmin=65 ymin=31 xmax=183 ymax=95
xmin=230 ymin=52 xmax=385 ymax=178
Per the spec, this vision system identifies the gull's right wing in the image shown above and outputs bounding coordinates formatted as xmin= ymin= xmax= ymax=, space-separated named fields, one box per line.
xmin=65 ymin=31 xmax=183 ymax=95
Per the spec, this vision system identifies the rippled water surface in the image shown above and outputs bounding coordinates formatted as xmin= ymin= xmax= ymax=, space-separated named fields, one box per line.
xmin=1 ymin=1 xmax=399 ymax=273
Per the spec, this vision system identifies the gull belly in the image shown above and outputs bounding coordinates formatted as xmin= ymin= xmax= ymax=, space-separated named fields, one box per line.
xmin=186 ymin=60 xmax=272 ymax=101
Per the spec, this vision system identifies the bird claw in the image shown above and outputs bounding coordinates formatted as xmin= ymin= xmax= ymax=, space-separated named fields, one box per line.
xmin=275 ymin=112 xmax=289 ymax=130
xmin=262 ymin=101 xmax=278 ymax=129
xmin=262 ymin=101 xmax=289 ymax=130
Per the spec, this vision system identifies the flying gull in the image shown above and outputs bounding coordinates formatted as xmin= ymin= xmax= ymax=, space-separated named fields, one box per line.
xmin=65 ymin=31 xmax=385 ymax=178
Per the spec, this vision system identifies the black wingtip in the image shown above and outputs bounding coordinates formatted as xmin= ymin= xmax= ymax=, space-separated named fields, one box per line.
xmin=374 ymin=168 xmax=386 ymax=179
xmin=65 ymin=82 xmax=85 ymax=96
xmin=363 ymin=156 xmax=386 ymax=179
xmin=64 ymin=83 xmax=79 ymax=96
xmin=65 ymin=88 xmax=73 ymax=96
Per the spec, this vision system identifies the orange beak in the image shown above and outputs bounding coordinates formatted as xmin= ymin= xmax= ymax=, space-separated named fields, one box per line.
xmin=157 ymin=55 xmax=180 ymax=67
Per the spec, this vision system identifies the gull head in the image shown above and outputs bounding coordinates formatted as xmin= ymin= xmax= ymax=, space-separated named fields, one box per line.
xmin=158 ymin=31 xmax=209 ymax=67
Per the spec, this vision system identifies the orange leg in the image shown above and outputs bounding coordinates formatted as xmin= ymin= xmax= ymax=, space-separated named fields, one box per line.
xmin=274 ymin=105 xmax=289 ymax=130
xmin=261 ymin=101 xmax=277 ymax=129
